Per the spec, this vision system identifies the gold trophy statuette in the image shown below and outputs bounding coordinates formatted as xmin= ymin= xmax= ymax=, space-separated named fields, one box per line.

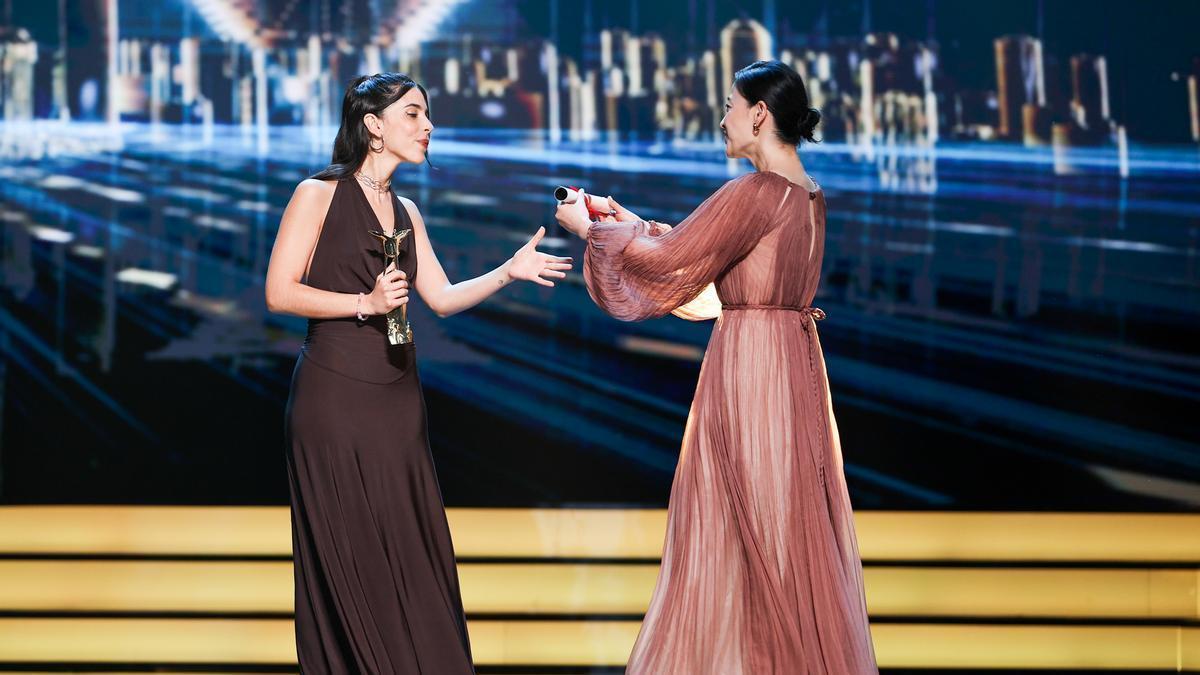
xmin=368 ymin=228 xmax=414 ymax=345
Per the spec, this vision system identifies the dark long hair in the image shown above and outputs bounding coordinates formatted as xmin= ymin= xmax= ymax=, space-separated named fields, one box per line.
xmin=310 ymin=72 xmax=429 ymax=180
xmin=733 ymin=60 xmax=821 ymax=145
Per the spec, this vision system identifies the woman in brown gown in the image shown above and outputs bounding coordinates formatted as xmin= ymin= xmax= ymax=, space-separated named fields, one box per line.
xmin=556 ymin=61 xmax=878 ymax=673
xmin=265 ymin=73 xmax=572 ymax=673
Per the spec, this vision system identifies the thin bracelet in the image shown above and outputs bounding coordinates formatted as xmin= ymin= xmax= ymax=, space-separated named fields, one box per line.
xmin=356 ymin=292 xmax=367 ymax=321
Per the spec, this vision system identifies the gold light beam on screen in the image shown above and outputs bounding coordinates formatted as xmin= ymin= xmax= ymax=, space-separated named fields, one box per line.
xmin=383 ymin=0 xmax=470 ymax=48
xmin=187 ymin=0 xmax=264 ymax=49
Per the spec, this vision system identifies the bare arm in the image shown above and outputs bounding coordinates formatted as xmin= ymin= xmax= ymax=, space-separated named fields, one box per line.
xmin=265 ymin=179 xmax=408 ymax=318
xmin=402 ymin=197 xmax=571 ymax=318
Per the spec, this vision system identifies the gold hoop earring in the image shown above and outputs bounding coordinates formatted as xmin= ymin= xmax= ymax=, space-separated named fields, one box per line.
xmin=369 ymin=137 xmax=384 ymax=153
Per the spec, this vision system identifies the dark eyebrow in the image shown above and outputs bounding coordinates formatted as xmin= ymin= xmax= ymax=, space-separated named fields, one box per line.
xmin=404 ymin=103 xmax=425 ymax=110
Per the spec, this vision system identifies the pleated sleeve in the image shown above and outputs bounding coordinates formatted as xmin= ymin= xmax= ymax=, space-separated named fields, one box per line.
xmin=583 ymin=172 xmax=791 ymax=322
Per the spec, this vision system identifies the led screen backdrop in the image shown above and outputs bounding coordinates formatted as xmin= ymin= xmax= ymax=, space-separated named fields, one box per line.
xmin=0 ymin=0 xmax=1197 ymax=509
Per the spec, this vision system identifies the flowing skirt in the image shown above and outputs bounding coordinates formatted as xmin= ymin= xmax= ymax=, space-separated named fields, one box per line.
xmin=626 ymin=310 xmax=877 ymax=674
xmin=286 ymin=351 xmax=474 ymax=674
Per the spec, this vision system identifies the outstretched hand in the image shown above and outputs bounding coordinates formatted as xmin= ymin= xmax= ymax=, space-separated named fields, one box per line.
xmin=507 ymin=227 xmax=574 ymax=287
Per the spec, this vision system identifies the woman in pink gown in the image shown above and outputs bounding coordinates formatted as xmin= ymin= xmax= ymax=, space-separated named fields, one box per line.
xmin=556 ymin=60 xmax=878 ymax=674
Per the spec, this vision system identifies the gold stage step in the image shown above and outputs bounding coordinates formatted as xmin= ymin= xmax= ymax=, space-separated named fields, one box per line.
xmin=0 ymin=507 xmax=1196 ymax=670
xmin=2 ymin=506 xmax=1198 ymax=561
xmin=0 ymin=559 xmax=1196 ymax=620
xmin=0 ymin=618 xmax=1195 ymax=670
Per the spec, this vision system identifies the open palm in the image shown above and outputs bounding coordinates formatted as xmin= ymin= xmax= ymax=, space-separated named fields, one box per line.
xmin=508 ymin=227 xmax=573 ymax=287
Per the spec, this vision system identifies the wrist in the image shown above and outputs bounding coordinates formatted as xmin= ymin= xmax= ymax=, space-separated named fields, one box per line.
xmin=355 ymin=292 xmax=366 ymax=320
xmin=500 ymin=258 xmax=515 ymax=283
xmin=364 ymin=293 xmax=382 ymax=317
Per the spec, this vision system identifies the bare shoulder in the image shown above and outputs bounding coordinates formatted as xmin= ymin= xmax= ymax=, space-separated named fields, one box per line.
xmin=275 ymin=180 xmax=337 ymax=246
xmin=293 ymin=178 xmax=338 ymax=204
xmin=395 ymin=195 xmax=424 ymax=222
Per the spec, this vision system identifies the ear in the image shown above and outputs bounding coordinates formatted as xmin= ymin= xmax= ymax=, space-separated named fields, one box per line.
xmin=363 ymin=112 xmax=383 ymax=136
xmin=753 ymin=101 xmax=768 ymax=124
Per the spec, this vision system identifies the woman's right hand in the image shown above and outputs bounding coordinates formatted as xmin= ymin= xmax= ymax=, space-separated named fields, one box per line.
xmin=367 ymin=264 xmax=408 ymax=315
xmin=554 ymin=196 xmax=592 ymax=238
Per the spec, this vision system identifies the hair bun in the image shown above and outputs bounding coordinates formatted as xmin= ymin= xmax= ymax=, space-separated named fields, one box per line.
xmin=797 ymin=108 xmax=821 ymax=143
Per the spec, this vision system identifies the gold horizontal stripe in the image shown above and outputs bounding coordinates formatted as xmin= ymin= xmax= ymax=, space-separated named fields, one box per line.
xmin=0 ymin=561 xmax=1196 ymax=620
xmin=855 ymin=512 xmax=1200 ymax=563
xmin=872 ymin=623 xmax=1200 ymax=670
xmin=0 ymin=507 xmax=1198 ymax=561
xmin=0 ymin=619 xmax=1195 ymax=668
xmin=864 ymin=567 xmax=1200 ymax=619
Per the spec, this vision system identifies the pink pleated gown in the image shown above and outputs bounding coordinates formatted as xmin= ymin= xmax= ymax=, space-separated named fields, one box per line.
xmin=584 ymin=171 xmax=878 ymax=674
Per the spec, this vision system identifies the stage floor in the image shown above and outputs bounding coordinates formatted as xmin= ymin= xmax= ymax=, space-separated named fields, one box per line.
xmin=0 ymin=506 xmax=1196 ymax=672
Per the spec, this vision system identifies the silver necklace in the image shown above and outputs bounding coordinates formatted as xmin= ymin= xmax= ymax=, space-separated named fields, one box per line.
xmin=354 ymin=171 xmax=391 ymax=194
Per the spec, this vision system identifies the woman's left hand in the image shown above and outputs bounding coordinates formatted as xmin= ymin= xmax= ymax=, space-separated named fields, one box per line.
xmin=507 ymin=227 xmax=574 ymax=287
